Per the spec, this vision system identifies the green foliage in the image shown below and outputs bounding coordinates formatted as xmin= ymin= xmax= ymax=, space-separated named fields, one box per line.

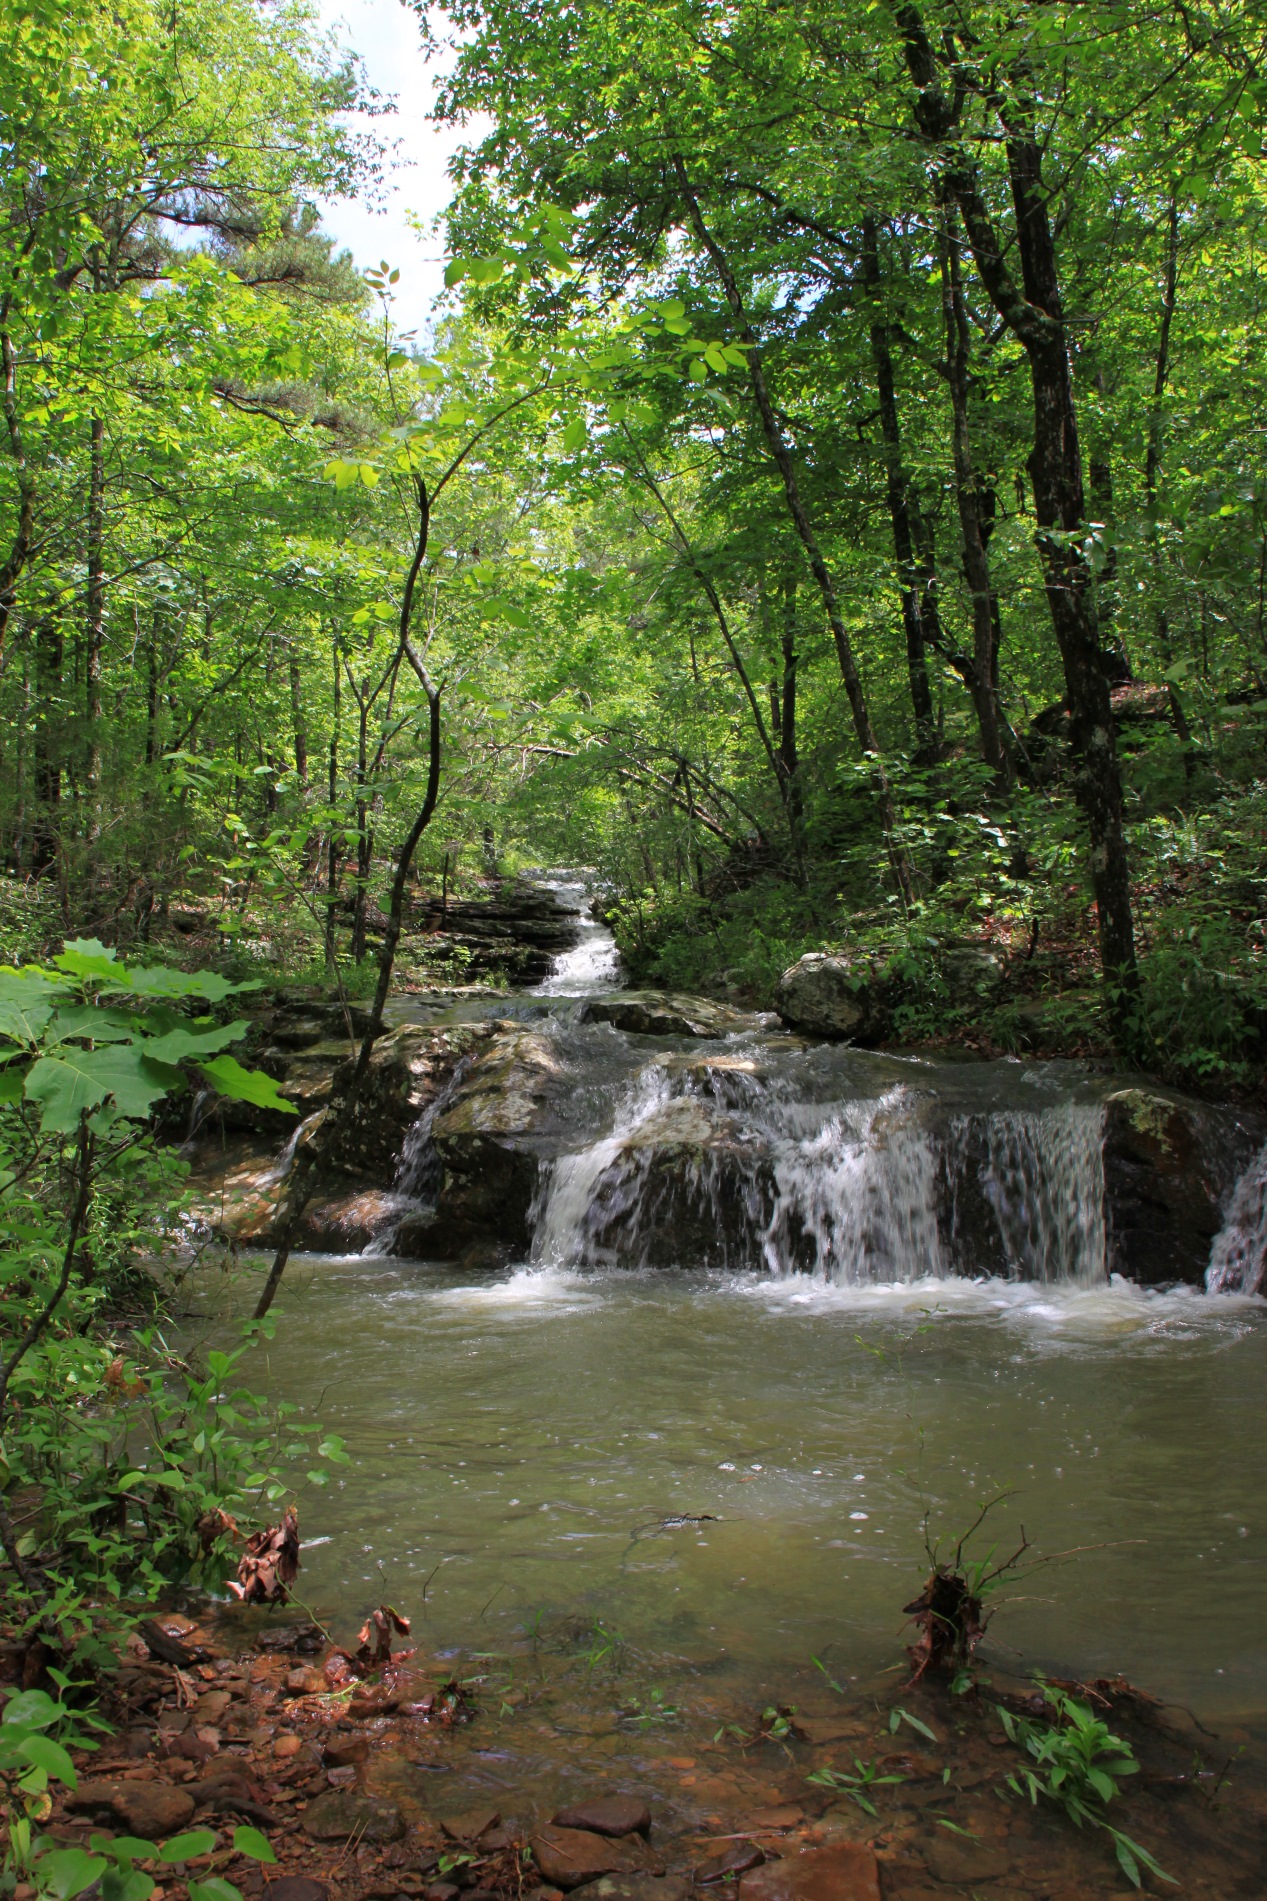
xmin=806 ymin=1757 xmax=907 ymax=1816
xmin=998 ymin=1682 xmax=1175 ymax=1890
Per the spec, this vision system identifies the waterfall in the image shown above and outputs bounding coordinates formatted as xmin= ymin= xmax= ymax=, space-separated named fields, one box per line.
xmin=1206 ymin=1139 xmax=1267 ymax=1295
xmin=528 ymin=1058 xmax=1109 ymax=1285
xmin=978 ymin=1103 xmax=1107 ymax=1286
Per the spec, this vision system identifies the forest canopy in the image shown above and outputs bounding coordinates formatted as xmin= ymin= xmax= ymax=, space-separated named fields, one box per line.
xmin=1 ymin=0 xmax=1265 ymax=1078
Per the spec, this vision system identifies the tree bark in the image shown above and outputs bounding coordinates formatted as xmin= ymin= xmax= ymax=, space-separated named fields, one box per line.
xmin=672 ymin=158 xmax=912 ymax=903
xmin=1143 ymin=193 xmax=1197 ymax=777
xmin=860 ymin=216 xmax=940 ymax=764
xmin=937 ymin=199 xmax=1013 ymax=782
xmin=85 ymin=416 xmax=106 ymax=805
xmin=898 ymin=12 xmax=1139 ymax=1013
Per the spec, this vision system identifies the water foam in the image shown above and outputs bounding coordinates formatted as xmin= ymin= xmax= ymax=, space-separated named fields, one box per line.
xmin=1207 ymin=1139 xmax=1267 ymax=1295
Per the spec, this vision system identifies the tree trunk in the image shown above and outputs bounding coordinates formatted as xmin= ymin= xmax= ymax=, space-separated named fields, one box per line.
xmin=673 ymin=159 xmax=912 ymax=903
xmin=84 ymin=417 xmax=105 ymax=805
xmin=32 ymin=618 xmax=64 ymax=876
xmin=937 ymin=200 xmax=1013 ymax=782
xmin=290 ymin=646 xmax=308 ymax=786
xmin=1143 ymin=193 xmax=1196 ymax=776
xmin=860 ymin=217 xmax=940 ymax=764
xmin=899 ymin=11 xmax=1140 ymax=1018
xmin=324 ymin=635 xmax=342 ymax=973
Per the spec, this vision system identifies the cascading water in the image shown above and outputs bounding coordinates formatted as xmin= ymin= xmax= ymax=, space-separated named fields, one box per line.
xmin=1206 ymin=1138 xmax=1267 ymax=1294
xmin=531 ymin=879 xmax=621 ymax=996
xmin=529 ymin=1049 xmax=1111 ymax=1285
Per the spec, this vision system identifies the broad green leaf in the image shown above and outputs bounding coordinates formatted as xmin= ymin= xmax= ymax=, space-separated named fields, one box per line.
xmin=198 ymin=1056 xmax=297 ymax=1114
xmin=159 ymin=1830 xmax=219 ymax=1863
xmin=54 ymin=939 xmax=120 ymax=982
xmin=2 ymin=1690 xmax=65 ymax=1728
xmin=119 ymin=967 xmax=253 ymax=1003
xmin=19 ymin=1734 xmax=77 ymax=1786
xmin=139 ymin=1020 xmax=246 ymax=1065
xmin=33 ymin=1849 xmax=107 ymax=1900
xmin=561 ymin=417 xmax=587 ymax=452
xmin=24 ymin=1048 xmax=184 ymax=1132
xmin=188 ymin=1879 xmax=243 ymax=1901
xmin=0 ymin=1066 xmax=26 ymax=1102
xmin=231 ymin=1826 xmax=276 ymax=1863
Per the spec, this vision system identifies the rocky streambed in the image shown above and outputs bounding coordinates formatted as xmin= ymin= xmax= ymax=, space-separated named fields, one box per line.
xmin=46 ymin=1604 xmax=1267 ymax=1901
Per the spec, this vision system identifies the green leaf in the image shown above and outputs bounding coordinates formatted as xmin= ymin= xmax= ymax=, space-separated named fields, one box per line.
xmin=24 ymin=1047 xmax=184 ymax=1131
xmin=231 ymin=1826 xmax=276 ymax=1864
xmin=188 ymin=1879 xmax=244 ymax=1901
xmin=443 ymin=258 xmax=472 ymax=287
xmin=561 ymin=417 xmax=587 ymax=452
xmin=2 ymin=1690 xmax=65 ymax=1729
xmin=33 ymin=1849 xmax=107 ymax=1900
xmin=140 ymin=1020 xmax=245 ymax=1065
xmin=0 ymin=1067 xmax=26 ymax=1102
xmin=19 ymin=1734 xmax=77 ymax=1786
xmin=159 ymin=1830 xmax=219 ymax=1863
xmin=53 ymin=939 xmax=120 ymax=982
xmin=198 ymin=1056 xmax=297 ymax=1115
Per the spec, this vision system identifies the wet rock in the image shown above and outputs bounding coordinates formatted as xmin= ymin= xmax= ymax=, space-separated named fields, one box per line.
xmin=530 ymin=1825 xmax=628 ymax=1889
xmin=324 ymin=1025 xmax=493 ymax=1182
xmin=577 ymin=1098 xmax=776 ymax=1271
xmin=695 ymin=1843 xmax=764 ymax=1883
xmin=303 ymin=1790 xmax=406 ymax=1842
xmin=591 ymin=1881 xmax=687 ymax=1901
xmin=919 ymin=1835 xmax=1011 ymax=1884
xmin=774 ymin=954 xmax=890 ymax=1044
xmin=441 ymin=1810 xmax=502 ymax=1844
xmin=552 ymin=1798 xmax=651 ymax=1839
xmin=427 ymin=1028 xmax=572 ymax=1251
xmin=323 ymin=1736 xmax=369 ymax=1768
xmin=748 ymin=1810 xmax=802 ymax=1831
xmin=1102 ymin=1087 xmax=1265 ymax=1286
xmin=67 ymin=1780 xmax=197 ymax=1836
xmin=741 ymin=1844 xmax=881 ymax=1901
xmin=581 ymin=993 xmax=761 ymax=1039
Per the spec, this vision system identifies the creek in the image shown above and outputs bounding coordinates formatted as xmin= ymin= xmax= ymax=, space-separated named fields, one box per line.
xmin=199 ymin=881 xmax=1267 ymax=1744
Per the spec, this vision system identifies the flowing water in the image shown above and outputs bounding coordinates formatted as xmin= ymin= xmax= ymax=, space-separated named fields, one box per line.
xmin=197 ymin=893 xmax=1267 ymax=1749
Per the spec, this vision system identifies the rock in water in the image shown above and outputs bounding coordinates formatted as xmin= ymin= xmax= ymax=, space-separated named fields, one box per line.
xmin=302 ymin=1790 xmax=406 ymax=1842
xmin=552 ymin=1797 xmax=652 ymax=1838
xmin=581 ymin=993 xmax=761 ymax=1039
xmin=531 ymin=1825 xmax=629 ymax=1889
xmin=741 ymin=1844 xmax=881 ymax=1901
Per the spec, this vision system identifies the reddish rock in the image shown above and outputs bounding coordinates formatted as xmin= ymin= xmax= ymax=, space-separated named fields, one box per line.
xmin=302 ymin=1789 xmax=405 ymax=1843
xmin=749 ymin=1809 xmax=803 ymax=1832
xmin=67 ymin=1780 xmax=197 ymax=1838
xmin=919 ymin=1836 xmax=1010 ymax=1885
xmin=265 ymin=1882 xmax=329 ymax=1901
xmin=741 ymin=1844 xmax=881 ymax=1901
xmin=323 ymin=1736 xmax=369 ymax=1768
xmin=696 ymin=1843 xmax=764 ymax=1883
xmin=552 ymin=1798 xmax=652 ymax=1839
xmin=441 ymin=1810 xmax=502 ymax=1844
xmin=531 ymin=1826 xmax=627 ymax=1889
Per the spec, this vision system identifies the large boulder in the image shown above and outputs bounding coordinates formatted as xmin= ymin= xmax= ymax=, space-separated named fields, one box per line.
xmin=775 ymin=953 xmax=892 ymax=1043
xmin=581 ymin=991 xmax=762 ymax=1038
xmin=1102 ymin=1087 xmax=1265 ymax=1286
xmin=426 ymin=1026 xmax=573 ymax=1250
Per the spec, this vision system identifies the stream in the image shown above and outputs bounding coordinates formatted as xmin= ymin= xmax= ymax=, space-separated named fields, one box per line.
xmin=197 ymin=882 xmax=1267 ymax=1790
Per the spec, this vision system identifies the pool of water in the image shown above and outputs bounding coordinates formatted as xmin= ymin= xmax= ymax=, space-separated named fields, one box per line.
xmin=194 ymin=1255 xmax=1267 ymax=1722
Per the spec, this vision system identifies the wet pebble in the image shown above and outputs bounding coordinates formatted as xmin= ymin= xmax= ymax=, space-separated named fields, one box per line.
xmin=552 ymin=1797 xmax=652 ymax=1839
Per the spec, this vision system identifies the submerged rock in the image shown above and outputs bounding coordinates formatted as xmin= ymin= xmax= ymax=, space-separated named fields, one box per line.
xmin=553 ymin=1797 xmax=652 ymax=1838
xmin=302 ymin=1789 xmax=405 ymax=1842
xmin=531 ymin=1824 xmax=629 ymax=1888
xmin=582 ymin=991 xmax=762 ymax=1038
xmin=741 ymin=1844 xmax=881 ymax=1901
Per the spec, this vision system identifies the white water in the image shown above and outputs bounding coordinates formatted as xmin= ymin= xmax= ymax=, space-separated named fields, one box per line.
xmin=531 ymin=879 xmax=621 ymax=996
xmin=528 ymin=1055 xmax=1112 ymax=1285
xmin=1207 ymin=1137 xmax=1267 ymax=1294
